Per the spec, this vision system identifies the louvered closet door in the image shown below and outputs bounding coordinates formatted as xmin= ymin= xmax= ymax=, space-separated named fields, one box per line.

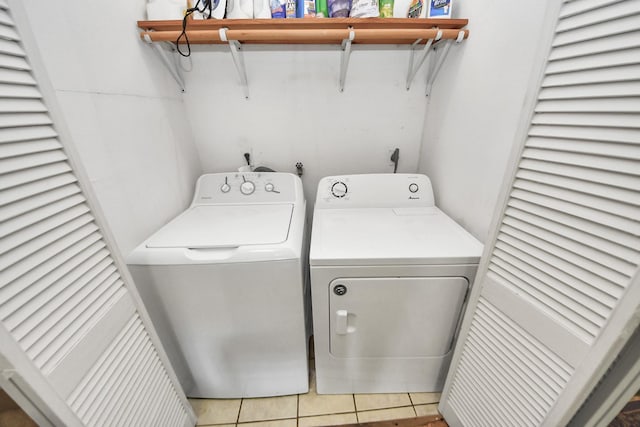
xmin=439 ymin=1 xmax=640 ymax=426
xmin=0 ymin=2 xmax=195 ymax=426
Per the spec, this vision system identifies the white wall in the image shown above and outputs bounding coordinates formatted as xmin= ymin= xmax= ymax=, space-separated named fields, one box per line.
xmin=182 ymin=44 xmax=430 ymax=204
xmin=418 ymin=1 xmax=551 ymax=242
xmin=21 ymin=0 xmax=202 ymax=255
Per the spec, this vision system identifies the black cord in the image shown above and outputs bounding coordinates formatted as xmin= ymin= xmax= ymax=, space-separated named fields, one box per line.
xmin=177 ymin=0 xmax=214 ymax=57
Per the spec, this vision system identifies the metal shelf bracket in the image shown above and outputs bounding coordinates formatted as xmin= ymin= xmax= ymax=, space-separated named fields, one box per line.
xmin=339 ymin=28 xmax=355 ymax=92
xmin=406 ymin=29 xmax=441 ymax=90
xmin=426 ymin=30 xmax=465 ymax=96
xmin=143 ymin=34 xmax=185 ymax=92
xmin=220 ymin=28 xmax=250 ymax=99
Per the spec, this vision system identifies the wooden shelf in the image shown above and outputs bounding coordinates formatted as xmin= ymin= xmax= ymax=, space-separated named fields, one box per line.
xmin=138 ymin=18 xmax=469 ymax=45
xmin=137 ymin=18 xmax=469 ymax=96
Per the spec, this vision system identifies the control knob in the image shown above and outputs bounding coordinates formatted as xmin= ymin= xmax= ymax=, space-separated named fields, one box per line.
xmin=220 ymin=177 xmax=231 ymax=193
xmin=409 ymin=183 xmax=419 ymax=193
xmin=240 ymin=180 xmax=255 ymax=195
xmin=331 ymin=181 xmax=348 ymax=198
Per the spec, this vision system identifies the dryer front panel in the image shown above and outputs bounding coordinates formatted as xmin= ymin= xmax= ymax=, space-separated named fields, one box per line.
xmin=328 ymin=277 xmax=468 ymax=358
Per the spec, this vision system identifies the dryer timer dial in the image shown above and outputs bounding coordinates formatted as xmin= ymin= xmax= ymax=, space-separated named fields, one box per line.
xmin=331 ymin=181 xmax=348 ymax=198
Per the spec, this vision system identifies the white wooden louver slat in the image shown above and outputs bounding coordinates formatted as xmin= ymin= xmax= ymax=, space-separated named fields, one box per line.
xmin=496 ymin=229 xmax=623 ymax=304
xmin=0 ymin=98 xmax=47 ymax=113
xmin=466 ymin=321 xmax=556 ymax=411
xmin=0 ymin=151 xmax=66 ymax=176
xmin=24 ymin=275 xmax=123 ymax=359
xmin=535 ymin=97 xmax=640 ymax=113
xmin=528 ymin=124 xmax=640 ymax=144
xmin=0 ymin=38 xmax=25 ymax=57
xmin=0 ymin=225 xmax=100 ymax=287
xmin=539 ymin=80 xmax=640 ymax=99
xmin=499 ymin=226 xmax=623 ymax=307
xmin=115 ymin=345 xmax=158 ymax=426
xmin=0 ymin=181 xmax=81 ymax=221
xmin=0 ymin=162 xmax=72 ymax=191
xmin=0 ymin=238 xmax=105 ymax=317
xmin=0 ymin=83 xmax=42 ymax=99
xmin=548 ymin=30 xmax=640 ymax=62
xmin=0 ymin=231 xmax=100 ymax=299
xmin=0 ymin=22 xmax=19 ymax=41
xmin=0 ymin=176 xmax=79 ymax=211
xmin=0 ymin=206 xmax=91 ymax=257
xmin=8 ymin=260 xmax=116 ymax=340
xmin=543 ymin=63 xmax=640 ymax=87
xmin=0 ymin=55 xmax=30 ymax=72
xmin=546 ymin=47 xmax=640 ymax=74
xmin=0 ymin=113 xmax=53 ymax=128
xmin=1 ymin=217 xmax=96 ymax=282
xmin=0 ymin=194 xmax=86 ymax=239
xmin=516 ymin=168 xmax=640 ymax=208
xmin=0 ymin=0 xmax=9 ymax=10
xmin=553 ymin=13 xmax=640 ymax=47
xmin=503 ymin=209 xmax=636 ymax=279
xmin=513 ymin=178 xmax=638 ymax=221
xmin=504 ymin=205 xmax=637 ymax=274
xmin=87 ymin=328 xmax=150 ymax=425
xmin=68 ymin=315 xmax=139 ymax=414
xmin=489 ymin=258 xmax=601 ymax=341
xmin=522 ymin=145 xmax=640 ymax=174
xmin=37 ymin=285 xmax=129 ymax=373
xmin=1 ymin=247 xmax=110 ymax=330
xmin=556 ymin=1 xmax=640 ymax=32
xmin=0 ymin=125 xmax=57 ymax=144
xmin=517 ymin=158 xmax=640 ymax=195
xmin=532 ymin=112 xmax=640 ymax=128
xmin=0 ymin=138 xmax=60 ymax=159
xmin=134 ymin=357 xmax=167 ymax=426
xmin=524 ymin=136 xmax=640 ymax=159
xmin=559 ymin=0 xmax=626 ymax=19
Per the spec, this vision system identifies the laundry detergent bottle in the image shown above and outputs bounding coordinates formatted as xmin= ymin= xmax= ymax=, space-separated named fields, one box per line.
xmin=254 ymin=0 xmax=272 ymax=17
xmin=227 ymin=0 xmax=253 ymax=18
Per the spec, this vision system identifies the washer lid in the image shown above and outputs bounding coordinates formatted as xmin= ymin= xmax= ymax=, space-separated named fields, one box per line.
xmin=146 ymin=204 xmax=294 ymax=249
xmin=310 ymin=207 xmax=483 ymax=265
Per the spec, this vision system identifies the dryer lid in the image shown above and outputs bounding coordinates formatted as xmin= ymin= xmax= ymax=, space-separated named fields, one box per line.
xmin=146 ymin=204 xmax=294 ymax=249
xmin=310 ymin=207 xmax=483 ymax=265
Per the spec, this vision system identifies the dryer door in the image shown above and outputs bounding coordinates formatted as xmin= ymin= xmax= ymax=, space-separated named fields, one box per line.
xmin=329 ymin=277 xmax=468 ymax=358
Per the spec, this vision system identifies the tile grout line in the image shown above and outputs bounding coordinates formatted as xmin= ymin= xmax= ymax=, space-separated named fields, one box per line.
xmin=296 ymin=393 xmax=300 ymax=427
xmin=236 ymin=398 xmax=243 ymax=426
xmin=352 ymin=394 xmax=359 ymax=423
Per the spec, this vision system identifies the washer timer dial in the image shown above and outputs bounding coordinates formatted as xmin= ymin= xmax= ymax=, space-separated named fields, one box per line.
xmin=331 ymin=181 xmax=348 ymax=198
xmin=240 ymin=180 xmax=255 ymax=195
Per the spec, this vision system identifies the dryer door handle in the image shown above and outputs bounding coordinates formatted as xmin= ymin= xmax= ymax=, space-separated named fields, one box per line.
xmin=335 ymin=310 xmax=355 ymax=335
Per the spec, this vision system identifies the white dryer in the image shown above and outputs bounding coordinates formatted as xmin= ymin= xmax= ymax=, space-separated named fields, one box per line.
xmin=127 ymin=172 xmax=310 ymax=398
xmin=310 ymin=174 xmax=483 ymax=394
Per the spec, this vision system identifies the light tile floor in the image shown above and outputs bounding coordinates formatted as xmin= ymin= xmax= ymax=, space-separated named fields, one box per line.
xmin=189 ymin=361 xmax=441 ymax=426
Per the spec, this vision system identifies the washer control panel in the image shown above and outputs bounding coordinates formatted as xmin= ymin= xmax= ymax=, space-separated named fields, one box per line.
xmin=316 ymin=174 xmax=435 ymax=208
xmin=193 ymin=172 xmax=300 ymax=205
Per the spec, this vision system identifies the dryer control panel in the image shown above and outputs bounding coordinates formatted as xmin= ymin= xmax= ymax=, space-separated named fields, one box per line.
xmin=192 ymin=172 xmax=303 ymax=205
xmin=315 ymin=174 xmax=435 ymax=209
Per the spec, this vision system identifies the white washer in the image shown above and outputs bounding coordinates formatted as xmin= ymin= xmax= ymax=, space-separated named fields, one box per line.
xmin=310 ymin=174 xmax=483 ymax=394
xmin=127 ymin=172 xmax=310 ymax=398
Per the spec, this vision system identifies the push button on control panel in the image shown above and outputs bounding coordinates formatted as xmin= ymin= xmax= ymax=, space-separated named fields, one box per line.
xmin=409 ymin=183 xmax=419 ymax=193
